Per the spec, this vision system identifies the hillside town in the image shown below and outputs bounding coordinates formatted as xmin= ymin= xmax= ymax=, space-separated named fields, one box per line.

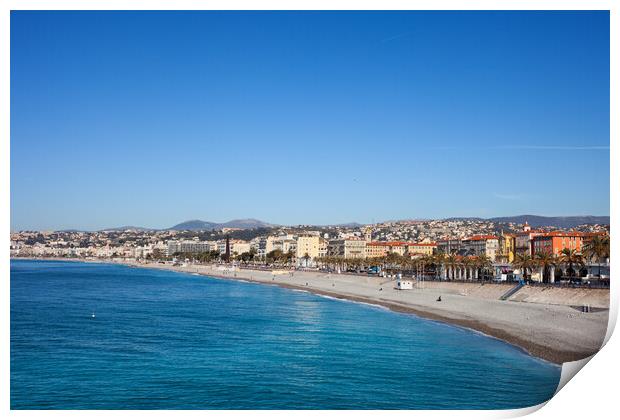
xmin=10 ymin=218 xmax=610 ymax=285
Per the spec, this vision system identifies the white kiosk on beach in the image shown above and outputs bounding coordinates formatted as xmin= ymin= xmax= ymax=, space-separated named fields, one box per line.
xmin=396 ymin=280 xmax=413 ymax=290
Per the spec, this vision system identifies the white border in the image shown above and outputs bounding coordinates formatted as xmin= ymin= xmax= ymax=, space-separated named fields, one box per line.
xmin=2 ymin=2 xmax=616 ymax=420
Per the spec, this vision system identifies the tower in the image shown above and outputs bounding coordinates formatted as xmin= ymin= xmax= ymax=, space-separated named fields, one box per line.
xmin=364 ymin=227 xmax=372 ymax=243
xmin=224 ymin=235 xmax=231 ymax=262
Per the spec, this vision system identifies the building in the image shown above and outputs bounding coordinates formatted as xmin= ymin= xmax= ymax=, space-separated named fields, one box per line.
xmin=531 ymin=232 xmax=585 ymax=256
xmin=437 ymin=238 xmax=462 ymax=255
xmin=461 ymin=235 xmax=500 ymax=261
xmin=407 ymin=242 xmax=437 ymax=257
xmin=296 ymin=235 xmax=327 ymax=266
xmin=366 ymin=242 xmax=390 ymax=258
xmin=328 ymin=238 xmax=366 ymax=259
xmin=250 ymin=237 xmax=267 ymax=259
xmin=497 ymin=233 xmax=516 ymax=263
xmin=266 ymin=235 xmax=297 ymax=254
xmin=383 ymin=241 xmax=408 ymax=256
xmin=365 ymin=241 xmax=420 ymax=258
xmin=218 ymin=239 xmax=251 ymax=256
xmin=167 ymin=240 xmax=217 ymax=256
xmin=514 ymin=222 xmax=545 ymax=256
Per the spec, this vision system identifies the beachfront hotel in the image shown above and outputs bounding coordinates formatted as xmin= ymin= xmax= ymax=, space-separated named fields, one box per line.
xmin=296 ymin=235 xmax=328 ymax=266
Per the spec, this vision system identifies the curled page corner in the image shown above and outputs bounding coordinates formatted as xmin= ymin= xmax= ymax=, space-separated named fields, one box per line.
xmin=555 ymin=355 xmax=595 ymax=396
xmin=602 ymin=286 xmax=618 ymax=347
xmin=503 ymin=401 xmax=549 ymax=418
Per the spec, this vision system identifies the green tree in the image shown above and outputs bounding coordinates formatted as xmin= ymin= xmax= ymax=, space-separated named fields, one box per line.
xmin=266 ymin=249 xmax=284 ymax=265
xmin=559 ymin=248 xmax=585 ymax=282
xmin=533 ymin=252 xmax=558 ymax=283
xmin=512 ymin=253 xmax=534 ymax=280
xmin=581 ymin=235 xmax=610 ymax=278
xmin=444 ymin=254 xmax=458 ymax=281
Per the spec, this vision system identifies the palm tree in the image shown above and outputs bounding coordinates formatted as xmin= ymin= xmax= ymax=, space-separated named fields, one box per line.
xmin=512 ymin=253 xmax=534 ymax=281
xmin=418 ymin=255 xmax=433 ymax=281
xmin=432 ymin=253 xmax=446 ymax=280
xmin=533 ymin=252 xmax=558 ymax=283
xmin=301 ymin=252 xmax=311 ymax=268
xmin=582 ymin=235 xmax=610 ymax=278
xmin=559 ymin=248 xmax=585 ymax=282
xmin=465 ymin=257 xmax=480 ymax=280
xmin=474 ymin=254 xmax=492 ymax=280
xmin=444 ymin=254 xmax=458 ymax=281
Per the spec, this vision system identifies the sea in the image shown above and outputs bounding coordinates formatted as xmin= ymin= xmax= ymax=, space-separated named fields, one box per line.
xmin=10 ymin=259 xmax=561 ymax=409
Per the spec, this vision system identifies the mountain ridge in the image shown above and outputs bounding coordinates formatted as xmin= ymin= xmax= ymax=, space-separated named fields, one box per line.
xmin=169 ymin=218 xmax=275 ymax=231
xmin=68 ymin=214 xmax=609 ymax=232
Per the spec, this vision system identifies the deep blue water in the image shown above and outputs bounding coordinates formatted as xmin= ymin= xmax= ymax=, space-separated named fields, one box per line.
xmin=11 ymin=260 xmax=561 ymax=409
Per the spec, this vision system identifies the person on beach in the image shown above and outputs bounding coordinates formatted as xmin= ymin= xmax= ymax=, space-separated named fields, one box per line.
xmin=437 ymin=296 xmax=442 ymax=302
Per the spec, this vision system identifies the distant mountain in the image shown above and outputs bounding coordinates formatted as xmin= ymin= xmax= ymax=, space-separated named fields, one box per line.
xmin=168 ymin=220 xmax=219 ymax=231
xmin=336 ymin=222 xmax=364 ymax=228
xmin=99 ymin=226 xmax=154 ymax=232
xmin=168 ymin=219 xmax=274 ymax=231
xmin=486 ymin=215 xmax=610 ymax=229
xmin=216 ymin=219 xmax=275 ymax=229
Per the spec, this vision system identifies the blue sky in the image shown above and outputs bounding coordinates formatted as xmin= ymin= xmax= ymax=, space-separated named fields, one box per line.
xmin=11 ymin=11 xmax=610 ymax=231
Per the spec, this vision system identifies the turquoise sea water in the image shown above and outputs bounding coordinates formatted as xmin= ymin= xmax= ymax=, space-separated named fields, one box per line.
xmin=11 ymin=260 xmax=561 ymax=409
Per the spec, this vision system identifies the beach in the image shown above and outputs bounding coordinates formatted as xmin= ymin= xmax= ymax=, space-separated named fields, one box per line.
xmin=113 ymin=260 xmax=610 ymax=365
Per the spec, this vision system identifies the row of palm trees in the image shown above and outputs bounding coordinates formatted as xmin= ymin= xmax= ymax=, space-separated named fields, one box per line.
xmin=314 ymin=253 xmax=495 ymax=281
xmin=512 ymin=235 xmax=610 ymax=282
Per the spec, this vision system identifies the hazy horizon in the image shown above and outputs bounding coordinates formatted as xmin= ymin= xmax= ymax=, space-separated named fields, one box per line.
xmin=11 ymin=11 xmax=610 ymax=231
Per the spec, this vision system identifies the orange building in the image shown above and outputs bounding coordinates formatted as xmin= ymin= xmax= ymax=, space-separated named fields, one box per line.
xmin=531 ymin=232 xmax=585 ymax=256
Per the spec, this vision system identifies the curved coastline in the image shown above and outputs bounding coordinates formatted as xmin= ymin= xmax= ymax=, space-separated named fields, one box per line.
xmin=198 ymin=271 xmax=574 ymax=365
xmin=11 ymin=257 xmax=608 ymax=365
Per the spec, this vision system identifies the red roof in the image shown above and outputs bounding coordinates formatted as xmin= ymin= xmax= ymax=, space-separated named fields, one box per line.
xmin=533 ymin=231 xmax=586 ymax=238
xmin=516 ymin=230 xmax=546 ymax=237
xmin=465 ymin=235 xmax=498 ymax=241
xmin=367 ymin=241 xmax=430 ymax=247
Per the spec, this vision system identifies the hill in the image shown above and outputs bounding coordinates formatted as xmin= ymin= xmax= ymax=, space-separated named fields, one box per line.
xmin=99 ymin=226 xmax=155 ymax=232
xmin=487 ymin=215 xmax=609 ymax=229
xmin=168 ymin=219 xmax=274 ymax=231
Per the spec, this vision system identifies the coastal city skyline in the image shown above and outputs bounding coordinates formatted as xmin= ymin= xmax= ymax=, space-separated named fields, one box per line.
xmin=9 ymin=9 xmax=612 ymax=412
xmin=10 ymin=11 xmax=610 ymax=231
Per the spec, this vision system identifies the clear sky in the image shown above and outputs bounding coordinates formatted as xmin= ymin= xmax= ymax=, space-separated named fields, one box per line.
xmin=11 ymin=11 xmax=610 ymax=231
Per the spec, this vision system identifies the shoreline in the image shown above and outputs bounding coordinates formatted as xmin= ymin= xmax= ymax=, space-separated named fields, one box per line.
xmin=174 ymin=270 xmax=585 ymax=365
xmin=12 ymin=257 xmax=609 ymax=365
